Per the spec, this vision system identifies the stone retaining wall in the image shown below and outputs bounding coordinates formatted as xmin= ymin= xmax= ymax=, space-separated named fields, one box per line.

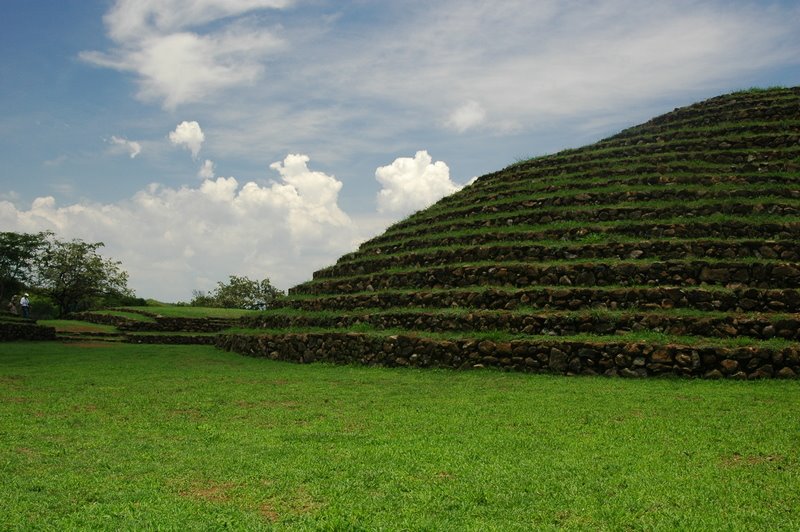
xmin=392 ymin=186 xmax=800 ymax=232
xmin=216 ymin=332 xmax=799 ymax=379
xmin=368 ymin=202 xmax=799 ymax=246
xmin=0 ymin=321 xmax=56 ymax=341
xmin=71 ymin=312 xmax=234 ymax=333
xmin=244 ymin=311 xmax=800 ymax=341
xmin=315 ymin=239 xmax=800 ymax=279
xmin=294 ymin=261 xmax=800 ymax=295
xmin=277 ymin=287 xmax=800 ymax=313
xmin=456 ymin=173 xmax=800 ymax=208
xmin=125 ymin=334 xmax=217 ymax=345
xmin=349 ymin=222 xmax=800 ymax=259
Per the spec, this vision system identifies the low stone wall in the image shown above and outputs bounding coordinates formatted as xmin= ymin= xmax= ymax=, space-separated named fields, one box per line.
xmin=295 ymin=261 xmax=800 ymax=295
xmin=71 ymin=312 xmax=234 ymax=333
xmin=450 ymin=170 xmax=800 ymax=209
xmin=125 ymin=334 xmax=217 ymax=345
xmin=352 ymin=221 xmax=800 ymax=258
xmin=0 ymin=321 xmax=56 ymax=341
xmin=392 ymin=186 xmax=800 ymax=232
xmin=366 ymin=202 xmax=799 ymax=247
xmin=315 ymin=240 xmax=800 ymax=280
xmin=216 ymin=332 xmax=799 ymax=379
xmin=278 ymin=287 xmax=800 ymax=314
xmin=243 ymin=311 xmax=800 ymax=342
xmin=119 ymin=317 xmax=234 ymax=333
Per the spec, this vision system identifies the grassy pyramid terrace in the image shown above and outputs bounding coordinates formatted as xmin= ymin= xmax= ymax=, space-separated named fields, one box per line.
xmin=209 ymin=87 xmax=800 ymax=379
xmin=49 ymin=87 xmax=800 ymax=379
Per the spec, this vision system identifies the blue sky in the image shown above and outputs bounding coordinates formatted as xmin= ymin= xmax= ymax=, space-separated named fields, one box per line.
xmin=2 ymin=0 xmax=799 ymax=301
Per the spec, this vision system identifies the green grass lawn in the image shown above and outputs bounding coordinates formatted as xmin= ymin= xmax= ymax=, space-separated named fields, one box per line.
xmin=1 ymin=342 xmax=798 ymax=530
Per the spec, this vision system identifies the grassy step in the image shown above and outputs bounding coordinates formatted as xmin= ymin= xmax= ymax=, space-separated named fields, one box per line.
xmin=218 ymin=327 xmax=798 ymax=358
xmin=293 ymin=260 xmax=800 ymax=295
xmin=442 ymin=171 xmax=800 ymax=210
xmin=346 ymin=219 xmax=800 ymax=258
xmin=276 ymin=285 xmax=800 ymax=314
xmin=389 ymin=186 xmax=800 ymax=233
xmin=504 ymin=139 xmax=800 ymax=170
xmin=366 ymin=201 xmax=799 ymax=247
xmin=590 ymin=121 xmax=800 ymax=150
xmin=479 ymin=143 xmax=800 ymax=183
xmin=478 ymin=157 xmax=797 ymax=192
xmin=485 ymin=146 xmax=800 ymax=183
xmin=317 ymin=239 xmax=800 ymax=278
xmin=244 ymin=308 xmax=799 ymax=342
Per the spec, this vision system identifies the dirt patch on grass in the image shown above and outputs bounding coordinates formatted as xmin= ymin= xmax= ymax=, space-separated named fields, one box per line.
xmin=66 ymin=342 xmax=116 ymax=348
xmin=0 ymin=375 xmax=25 ymax=387
xmin=58 ymin=325 xmax=110 ymax=333
xmin=258 ymin=502 xmax=280 ymax=522
xmin=721 ymin=453 xmax=785 ymax=467
xmin=256 ymin=486 xmax=320 ymax=523
xmin=169 ymin=408 xmax=203 ymax=420
xmin=16 ymin=447 xmax=39 ymax=458
xmin=1 ymin=396 xmax=27 ymax=404
xmin=236 ymin=399 xmax=300 ymax=409
xmin=179 ymin=481 xmax=236 ymax=503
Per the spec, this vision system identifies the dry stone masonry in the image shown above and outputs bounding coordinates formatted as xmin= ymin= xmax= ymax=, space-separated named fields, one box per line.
xmin=218 ymin=87 xmax=800 ymax=378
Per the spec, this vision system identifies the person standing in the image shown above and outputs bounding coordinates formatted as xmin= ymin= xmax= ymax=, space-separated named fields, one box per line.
xmin=20 ymin=293 xmax=30 ymax=319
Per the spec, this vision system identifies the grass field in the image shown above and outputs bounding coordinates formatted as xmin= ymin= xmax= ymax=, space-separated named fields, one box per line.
xmin=1 ymin=342 xmax=798 ymax=530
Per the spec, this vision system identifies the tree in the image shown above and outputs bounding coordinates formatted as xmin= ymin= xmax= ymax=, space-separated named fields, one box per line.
xmin=35 ymin=238 xmax=133 ymax=317
xmin=191 ymin=275 xmax=283 ymax=309
xmin=0 ymin=231 xmax=51 ymax=301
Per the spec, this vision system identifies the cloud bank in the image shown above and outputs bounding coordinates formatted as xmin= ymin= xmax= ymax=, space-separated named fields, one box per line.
xmin=0 ymin=148 xmax=467 ymax=301
xmin=0 ymin=153 xmax=362 ymax=300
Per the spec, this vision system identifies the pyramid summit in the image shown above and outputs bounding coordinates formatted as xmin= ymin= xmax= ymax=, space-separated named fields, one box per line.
xmin=221 ymin=87 xmax=800 ymax=379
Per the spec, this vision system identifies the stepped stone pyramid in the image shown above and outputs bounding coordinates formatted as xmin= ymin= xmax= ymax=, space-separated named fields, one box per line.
xmin=220 ymin=87 xmax=800 ymax=378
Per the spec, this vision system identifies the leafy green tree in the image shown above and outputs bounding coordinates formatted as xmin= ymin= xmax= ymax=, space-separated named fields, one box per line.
xmin=35 ymin=238 xmax=133 ymax=317
xmin=191 ymin=275 xmax=283 ymax=309
xmin=0 ymin=231 xmax=51 ymax=301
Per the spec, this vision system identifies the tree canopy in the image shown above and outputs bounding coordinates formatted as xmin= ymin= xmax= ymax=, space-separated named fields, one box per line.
xmin=191 ymin=275 xmax=283 ymax=310
xmin=0 ymin=231 xmax=51 ymax=301
xmin=1 ymin=231 xmax=135 ymax=317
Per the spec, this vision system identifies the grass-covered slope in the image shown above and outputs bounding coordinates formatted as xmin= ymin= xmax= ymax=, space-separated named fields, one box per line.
xmin=224 ymin=87 xmax=800 ymax=378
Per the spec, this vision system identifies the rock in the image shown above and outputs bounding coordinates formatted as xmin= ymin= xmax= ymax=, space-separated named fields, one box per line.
xmin=772 ymin=264 xmax=800 ymax=279
xmin=619 ymin=367 xmax=643 ymax=378
xmin=762 ymin=325 xmax=776 ymax=338
xmin=549 ymin=348 xmax=569 ymax=372
xmin=777 ymin=367 xmax=797 ymax=379
xmin=704 ymin=369 xmax=724 ymax=379
xmin=699 ymin=267 xmax=729 ymax=283
xmin=720 ymin=359 xmax=739 ymax=373
xmin=575 ymin=271 xmax=596 ymax=285
xmin=651 ymin=349 xmax=672 ymax=364
xmin=748 ymin=365 xmax=774 ymax=379
xmin=477 ymin=340 xmax=496 ymax=355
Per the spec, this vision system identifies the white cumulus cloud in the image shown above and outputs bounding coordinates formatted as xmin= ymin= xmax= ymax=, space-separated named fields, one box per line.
xmin=79 ymin=0 xmax=291 ymax=108
xmin=169 ymin=121 xmax=205 ymax=158
xmin=109 ymin=135 xmax=142 ymax=158
xmin=0 ymin=153 xmax=361 ymax=301
xmin=375 ymin=151 xmax=462 ymax=216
